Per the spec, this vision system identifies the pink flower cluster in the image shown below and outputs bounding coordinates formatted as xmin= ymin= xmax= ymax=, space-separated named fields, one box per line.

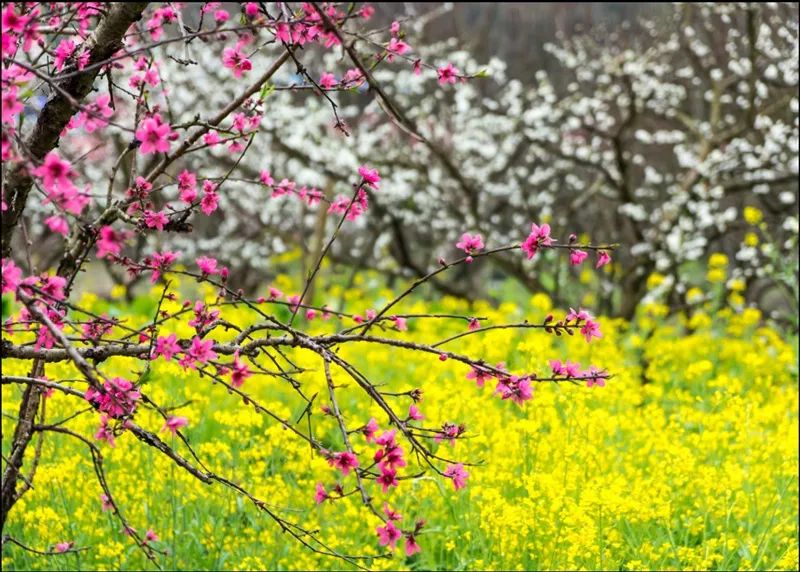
xmin=455 ymin=232 xmax=484 ymax=263
xmin=375 ymin=504 xmax=425 ymax=556
xmin=463 ymin=362 xmax=534 ymax=407
xmin=129 ymin=57 xmax=160 ymax=89
xmin=135 ymin=113 xmax=176 ymax=155
xmin=521 ymin=223 xmax=553 ymax=259
xmin=85 ymin=377 xmax=141 ymax=419
xmin=32 ymin=152 xmax=90 ymax=216
xmin=261 ymin=170 xmax=324 ymax=207
xmin=222 ymin=41 xmax=252 ymax=78
xmin=564 ymin=307 xmax=603 ymax=342
xmin=322 ymin=166 xmax=380 ymax=221
xmin=325 ymin=450 xmax=360 ymax=476
xmin=550 ymin=360 xmax=608 ymax=387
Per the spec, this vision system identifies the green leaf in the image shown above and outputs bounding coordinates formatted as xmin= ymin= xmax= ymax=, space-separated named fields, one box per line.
xmin=1 ymin=294 xmax=12 ymax=322
xmin=259 ymin=82 xmax=275 ymax=101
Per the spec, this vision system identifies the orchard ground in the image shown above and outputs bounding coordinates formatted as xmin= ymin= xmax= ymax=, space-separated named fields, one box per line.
xmin=2 ymin=262 xmax=797 ymax=571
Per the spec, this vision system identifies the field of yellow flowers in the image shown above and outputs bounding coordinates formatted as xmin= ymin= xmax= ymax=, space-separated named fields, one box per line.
xmin=2 ymin=270 xmax=798 ymax=571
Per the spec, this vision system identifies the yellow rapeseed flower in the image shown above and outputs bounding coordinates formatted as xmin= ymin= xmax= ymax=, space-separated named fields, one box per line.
xmin=743 ymin=206 xmax=763 ymax=225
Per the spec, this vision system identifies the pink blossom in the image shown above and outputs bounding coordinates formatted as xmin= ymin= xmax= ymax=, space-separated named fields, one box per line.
xmin=386 ymin=37 xmax=411 ymax=61
xmin=188 ymin=301 xmax=220 ymax=330
xmin=222 ymin=45 xmax=252 ymax=78
xmin=437 ymin=62 xmax=459 ymax=85
xmin=244 ymin=3 xmax=260 ymax=18
xmin=135 ymin=115 xmax=173 ymax=155
xmin=201 ymin=182 xmax=219 ymax=215
xmin=85 ymin=378 xmax=141 ymax=418
xmin=549 ymin=359 xmax=566 ymax=376
xmin=203 ymin=131 xmax=221 ymax=146
xmin=376 ymin=465 xmax=399 ymax=493
xmin=178 ymin=170 xmax=197 ymax=202
xmin=96 ymin=226 xmax=125 ymax=258
xmin=161 ymin=415 xmax=188 ymax=435
xmin=45 ymin=216 xmax=69 ymax=236
xmin=1 ymin=258 xmax=23 ymax=294
xmin=329 ymin=451 xmax=359 ymax=476
xmin=187 ymin=336 xmax=217 ymax=365
xmin=521 ymin=223 xmax=553 ymax=259
xmin=466 ymin=365 xmax=492 ymax=388
xmin=363 ymin=418 xmax=379 ymax=443
xmin=268 ymin=286 xmax=283 ymax=300
xmin=20 ymin=274 xmax=66 ymax=301
xmin=196 ymin=256 xmax=218 ymax=275
xmin=231 ymin=112 xmax=248 ymax=133
xmin=143 ymin=210 xmax=169 ymax=230
xmin=456 ymin=232 xmax=484 ymax=257
xmin=376 ymin=521 xmax=402 ymax=550
xmin=2 ymin=5 xmax=29 ymax=34
xmin=584 ymin=365 xmax=607 ymax=388
xmin=596 ymin=250 xmax=611 ymax=268
xmin=80 ymin=94 xmax=114 ymax=132
xmin=144 ymin=529 xmax=159 ymax=543
xmin=383 ymin=502 xmax=402 ymax=521
xmin=375 ymin=429 xmax=397 ymax=447
xmin=32 ymin=151 xmax=75 ymax=192
xmin=275 ymin=22 xmax=291 ymax=43
xmin=94 ymin=414 xmax=116 ymax=447
xmin=53 ymin=39 xmax=75 ymax=71
xmin=358 ymin=165 xmax=381 ymax=189
xmin=54 ymin=541 xmax=74 ymax=553
xmin=342 ymin=68 xmax=364 ymax=86
xmin=286 ymin=294 xmax=301 ymax=310
xmin=299 ymin=186 xmax=323 ymax=206
xmin=1 ymin=86 xmax=24 ymax=124
xmin=230 ymin=351 xmax=251 ymax=388
xmin=259 ymin=169 xmax=274 ymax=186
xmin=1 ymin=33 xmax=16 ymax=60
xmin=499 ymin=376 xmax=534 ymax=406
xmin=570 ymin=249 xmax=588 ymax=266
xmin=392 ymin=316 xmax=408 ymax=331
xmin=404 ymin=534 xmax=421 ymax=556
xmin=100 ymin=494 xmax=113 ymax=512
xmin=553 ymin=360 xmax=581 ymax=380
xmin=434 ymin=423 xmax=464 ymax=447
xmin=149 ymin=250 xmax=179 ymax=283
xmin=146 ymin=13 xmax=164 ymax=40
xmin=155 ymin=333 xmax=181 ymax=361
xmin=272 ymin=178 xmax=295 ymax=198
xmin=443 ymin=463 xmax=469 ymax=490
xmin=375 ymin=443 xmax=406 ymax=471
xmin=214 ymin=9 xmax=229 ymax=23
xmin=580 ymin=319 xmax=603 ymax=342
xmin=566 ymin=307 xmax=591 ymax=322
xmin=408 ymin=404 xmax=424 ymax=421
xmin=319 ymin=72 xmax=337 ymax=89
xmin=314 ymin=482 xmax=328 ymax=504
xmin=82 ymin=315 xmax=115 ymax=341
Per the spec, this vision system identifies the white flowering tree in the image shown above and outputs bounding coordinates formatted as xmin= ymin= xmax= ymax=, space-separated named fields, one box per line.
xmin=92 ymin=2 xmax=797 ymax=320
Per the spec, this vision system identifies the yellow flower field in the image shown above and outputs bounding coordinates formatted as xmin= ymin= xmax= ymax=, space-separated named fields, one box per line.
xmin=2 ymin=277 xmax=798 ymax=571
